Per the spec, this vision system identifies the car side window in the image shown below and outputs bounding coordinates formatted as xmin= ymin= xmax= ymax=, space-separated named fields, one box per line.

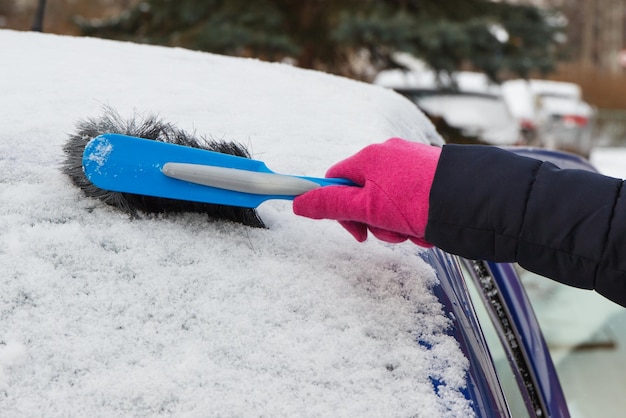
xmin=517 ymin=264 xmax=626 ymax=417
xmin=460 ymin=261 xmax=532 ymax=418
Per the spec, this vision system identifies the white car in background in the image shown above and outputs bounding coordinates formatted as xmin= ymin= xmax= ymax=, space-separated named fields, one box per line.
xmin=375 ymin=69 xmax=522 ymax=146
xmin=396 ymin=88 xmax=522 ymax=146
xmin=501 ymin=79 xmax=596 ymax=157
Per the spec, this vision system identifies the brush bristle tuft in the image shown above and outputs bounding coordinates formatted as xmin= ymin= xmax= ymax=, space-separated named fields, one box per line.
xmin=63 ymin=106 xmax=266 ymax=228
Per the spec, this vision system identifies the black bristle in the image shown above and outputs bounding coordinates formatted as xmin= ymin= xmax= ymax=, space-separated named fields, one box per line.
xmin=63 ymin=106 xmax=266 ymax=228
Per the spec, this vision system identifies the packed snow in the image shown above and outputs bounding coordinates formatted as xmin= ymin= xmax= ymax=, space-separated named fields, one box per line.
xmin=0 ymin=30 xmax=476 ymax=417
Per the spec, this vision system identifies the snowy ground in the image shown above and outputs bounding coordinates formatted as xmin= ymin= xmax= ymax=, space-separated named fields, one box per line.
xmin=0 ymin=30 xmax=474 ymax=417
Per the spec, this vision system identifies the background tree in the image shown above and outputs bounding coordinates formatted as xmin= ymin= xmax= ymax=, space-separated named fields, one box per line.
xmin=76 ymin=0 xmax=562 ymax=82
xmin=31 ymin=0 xmax=47 ymax=32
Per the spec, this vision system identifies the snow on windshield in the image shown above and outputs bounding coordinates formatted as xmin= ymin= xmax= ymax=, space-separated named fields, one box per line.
xmin=0 ymin=30 xmax=474 ymax=416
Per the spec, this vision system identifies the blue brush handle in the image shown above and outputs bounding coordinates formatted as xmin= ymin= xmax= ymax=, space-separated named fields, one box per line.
xmin=83 ymin=134 xmax=357 ymax=208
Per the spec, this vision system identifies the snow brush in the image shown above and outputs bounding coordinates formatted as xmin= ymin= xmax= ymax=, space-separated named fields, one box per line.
xmin=82 ymin=133 xmax=354 ymax=209
xmin=63 ymin=108 xmax=265 ymax=227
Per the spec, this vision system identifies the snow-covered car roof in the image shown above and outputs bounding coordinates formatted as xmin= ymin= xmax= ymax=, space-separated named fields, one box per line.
xmin=0 ymin=30 xmax=476 ymax=416
xmin=501 ymin=79 xmax=594 ymax=121
xmin=374 ymin=68 xmax=502 ymax=96
xmin=526 ymin=79 xmax=582 ymax=99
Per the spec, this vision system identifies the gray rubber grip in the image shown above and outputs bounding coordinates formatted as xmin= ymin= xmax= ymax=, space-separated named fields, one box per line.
xmin=161 ymin=162 xmax=321 ymax=196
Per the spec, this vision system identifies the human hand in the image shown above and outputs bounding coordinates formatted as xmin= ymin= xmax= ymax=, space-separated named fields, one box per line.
xmin=293 ymin=138 xmax=441 ymax=246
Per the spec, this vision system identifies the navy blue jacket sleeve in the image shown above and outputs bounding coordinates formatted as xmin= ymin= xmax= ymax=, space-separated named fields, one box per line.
xmin=425 ymin=144 xmax=626 ymax=307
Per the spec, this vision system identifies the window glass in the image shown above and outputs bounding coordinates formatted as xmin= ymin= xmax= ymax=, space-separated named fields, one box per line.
xmin=461 ymin=263 xmax=531 ymax=417
xmin=517 ymin=265 xmax=626 ymax=417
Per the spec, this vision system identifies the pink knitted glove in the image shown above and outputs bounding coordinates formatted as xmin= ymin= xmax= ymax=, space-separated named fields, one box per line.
xmin=293 ymin=138 xmax=441 ymax=246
